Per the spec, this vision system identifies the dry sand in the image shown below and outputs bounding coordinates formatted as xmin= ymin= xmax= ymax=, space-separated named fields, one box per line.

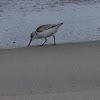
xmin=0 ymin=41 xmax=100 ymax=99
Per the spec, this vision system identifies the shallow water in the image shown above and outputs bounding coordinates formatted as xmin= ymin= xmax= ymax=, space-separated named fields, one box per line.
xmin=0 ymin=1 xmax=100 ymax=49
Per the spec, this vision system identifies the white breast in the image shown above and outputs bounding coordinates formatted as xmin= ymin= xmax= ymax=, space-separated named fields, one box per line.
xmin=36 ymin=26 xmax=59 ymax=38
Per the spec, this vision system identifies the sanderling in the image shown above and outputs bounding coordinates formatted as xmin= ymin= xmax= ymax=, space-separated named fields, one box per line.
xmin=28 ymin=22 xmax=63 ymax=46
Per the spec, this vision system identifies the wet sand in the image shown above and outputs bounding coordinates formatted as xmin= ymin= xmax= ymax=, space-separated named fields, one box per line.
xmin=0 ymin=41 xmax=100 ymax=99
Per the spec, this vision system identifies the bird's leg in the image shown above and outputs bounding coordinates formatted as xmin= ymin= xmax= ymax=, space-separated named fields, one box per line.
xmin=53 ymin=35 xmax=56 ymax=45
xmin=41 ymin=38 xmax=47 ymax=46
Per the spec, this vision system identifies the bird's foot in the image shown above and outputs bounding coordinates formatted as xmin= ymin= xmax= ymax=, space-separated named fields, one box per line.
xmin=40 ymin=44 xmax=44 ymax=46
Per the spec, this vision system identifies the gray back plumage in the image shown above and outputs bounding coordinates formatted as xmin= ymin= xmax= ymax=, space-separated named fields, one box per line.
xmin=36 ymin=23 xmax=63 ymax=32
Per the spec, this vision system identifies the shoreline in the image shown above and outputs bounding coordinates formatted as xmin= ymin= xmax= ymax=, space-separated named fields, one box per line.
xmin=0 ymin=40 xmax=100 ymax=51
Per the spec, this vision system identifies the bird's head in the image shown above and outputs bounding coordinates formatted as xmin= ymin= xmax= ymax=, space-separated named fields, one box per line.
xmin=28 ymin=31 xmax=36 ymax=46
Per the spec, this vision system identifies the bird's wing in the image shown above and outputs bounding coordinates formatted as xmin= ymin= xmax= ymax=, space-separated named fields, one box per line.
xmin=36 ymin=24 xmax=57 ymax=32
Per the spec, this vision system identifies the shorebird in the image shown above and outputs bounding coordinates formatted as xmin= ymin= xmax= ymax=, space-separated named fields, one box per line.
xmin=28 ymin=22 xmax=63 ymax=46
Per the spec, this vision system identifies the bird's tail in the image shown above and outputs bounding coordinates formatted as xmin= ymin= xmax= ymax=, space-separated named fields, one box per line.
xmin=57 ymin=22 xmax=64 ymax=26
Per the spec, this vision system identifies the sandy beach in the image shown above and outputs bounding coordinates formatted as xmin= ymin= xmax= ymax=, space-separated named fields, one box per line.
xmin=0 ymin=0 xmax=100 ymax=99
xmin=0 ymin=41 xmax=100 ymax=99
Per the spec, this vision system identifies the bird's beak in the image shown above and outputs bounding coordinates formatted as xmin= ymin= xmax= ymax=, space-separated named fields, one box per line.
xmin=28 ymin=39 xmax=32 ymax=46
